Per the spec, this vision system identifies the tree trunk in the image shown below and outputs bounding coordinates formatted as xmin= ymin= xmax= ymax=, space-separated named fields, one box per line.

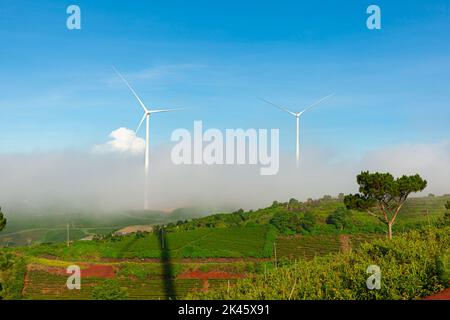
xmin=388 ymin=222 xmax=393 ymax=239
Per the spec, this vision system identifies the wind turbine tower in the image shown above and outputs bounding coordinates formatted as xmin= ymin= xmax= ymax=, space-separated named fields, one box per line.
xmin=113 ymin=67 xmax=184 ymax=209
xmin=261 ymin=94 xmax=334 ymax=167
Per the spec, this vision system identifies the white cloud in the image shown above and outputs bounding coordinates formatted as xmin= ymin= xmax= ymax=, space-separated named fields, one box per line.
xmin=93 ymin=127 xmax=145 ymax=154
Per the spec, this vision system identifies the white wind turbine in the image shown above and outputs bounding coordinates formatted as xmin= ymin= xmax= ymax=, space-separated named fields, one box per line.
xmin=261 ymin=94 xmax=334 ymax=167
xmin=113 ymin=67 xmax=184 ymax=209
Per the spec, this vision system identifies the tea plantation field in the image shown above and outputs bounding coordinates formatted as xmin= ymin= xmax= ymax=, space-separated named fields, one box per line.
xmin=18 ymin=225 xmax=276 ymax=260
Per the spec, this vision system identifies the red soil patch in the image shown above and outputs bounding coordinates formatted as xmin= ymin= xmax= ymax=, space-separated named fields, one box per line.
xmin=29 ymin=263 xmax=115 ymax=279
xmin=177 ymin=270 xmax=247 ymax=280
xmin=423 ymin=287 xmax=450 ymax=300
xmin=80 ymin=264 xmax=115 ymax=278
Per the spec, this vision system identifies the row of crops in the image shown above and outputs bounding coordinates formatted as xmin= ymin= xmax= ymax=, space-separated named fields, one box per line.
xmin=276 ymin=235 xmax=341 ymax=260
xmin=22 ymin=269 xmax=239 ymax=300
xmin=275 ymin=233 xmax=385 ymax=260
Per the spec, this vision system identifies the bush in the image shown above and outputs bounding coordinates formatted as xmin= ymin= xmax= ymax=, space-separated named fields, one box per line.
xmin=92 ymin=280 xmax=129 ymax=300
xmin=300 ymin=212 xmax=316 ymax=232
xmin=326 ymin=207 xmax=353 ymax=230
xmin=437 ymin=201 xmax=450 ymax=227
xmin=270 ymin=212 xmax=316 ymax=234
xmin=188 ymin=226 xmax=449 ymax=300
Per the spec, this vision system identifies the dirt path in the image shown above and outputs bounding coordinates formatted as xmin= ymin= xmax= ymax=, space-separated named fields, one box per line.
xmin=339 ymin=235 xmax=351 ymax=253
xmin=21 ymin=265 xmax=31 ymax=296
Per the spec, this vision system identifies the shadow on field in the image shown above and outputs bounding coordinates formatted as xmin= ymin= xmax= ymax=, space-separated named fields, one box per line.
xmin=157 ymin=228 xmax=177 ymax=299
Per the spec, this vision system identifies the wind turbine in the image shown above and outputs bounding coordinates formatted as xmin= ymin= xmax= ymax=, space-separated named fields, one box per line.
xmin=261 ymin=94 xmax=334 ymax=167
xmin=113 ymin=67 xmax=183 ymax=209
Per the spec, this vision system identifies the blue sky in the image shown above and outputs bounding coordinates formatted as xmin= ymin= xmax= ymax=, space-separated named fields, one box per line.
xmin=0 ymin=0 xmax=449 ymax=157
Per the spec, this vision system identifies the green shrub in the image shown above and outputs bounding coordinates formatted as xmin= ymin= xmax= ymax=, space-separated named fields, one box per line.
xmin=300 ymin=212 xmax=316 ymax=232
xmin=92 ymin=280 xmax=129 ymax=300
xmin=270 ymin=212 xmax=316 ymax=234
xmin=326 ymin=207 xmax=353 ymax=230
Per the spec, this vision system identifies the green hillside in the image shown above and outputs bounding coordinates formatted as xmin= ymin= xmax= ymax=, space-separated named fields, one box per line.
xmin=14 ymin=225 xmax=276 ymax=260
xmin=0 ymin=195 xmax=449 ymax=300
xmin=166 ymin=195 xmax=450 ymax=235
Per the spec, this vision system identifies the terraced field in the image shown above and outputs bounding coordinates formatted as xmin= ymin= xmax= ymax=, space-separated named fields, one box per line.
xmin=23 ymin=270 xmax=206 ymax=300
xmin=276 ymin=233 xmax=386 ymax=260
xmin=22 ymin=261 xmax=244 ymax=300
xmin=349 ymin=233 xmax=385 ymax=248
xmin=276 ymin=235 xmax=341 ymax=260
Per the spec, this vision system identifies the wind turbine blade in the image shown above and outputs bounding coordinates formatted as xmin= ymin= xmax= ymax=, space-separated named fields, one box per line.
xmin=149 ymin=108 xmax=186 ymax=114
xmin=259 ymin=98 xmax=296 ymax=116
xmin=112 ymin=66 xmax=149 ymax=113
xmin=136 ymin=114 xmax=146 ymax=133
xmin=299 ymin=93 xmax=334 ymax=115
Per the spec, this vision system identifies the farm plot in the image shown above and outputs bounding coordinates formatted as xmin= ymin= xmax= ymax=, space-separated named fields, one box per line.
xmin=177 ymin=226 xmax=271 ymax=258
xmin=349 ymin=233 xmax=385 ymax=248
xmin=276 ymin=233 xmax=389 ymax=260
xmin=276 ymin=235 xmax=341 ymax=260
xmin=23 ymin=270 xmax=206 ymax=300
xmin=22 ymin=262 xmax=247 ymax=300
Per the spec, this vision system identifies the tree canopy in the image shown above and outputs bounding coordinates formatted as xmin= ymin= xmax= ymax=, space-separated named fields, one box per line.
xmin=0 ymin=207 xmax=6 ymax=232
xmin=344 ymin=171 xmax=427 ymax=239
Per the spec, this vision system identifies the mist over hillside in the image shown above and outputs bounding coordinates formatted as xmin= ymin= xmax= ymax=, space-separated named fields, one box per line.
xmin=0 ymin=140 xmax=449 ymax=214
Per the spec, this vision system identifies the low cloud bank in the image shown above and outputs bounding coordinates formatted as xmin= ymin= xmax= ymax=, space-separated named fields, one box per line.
xmin=0 ymin=140 xmax=449 ymax=214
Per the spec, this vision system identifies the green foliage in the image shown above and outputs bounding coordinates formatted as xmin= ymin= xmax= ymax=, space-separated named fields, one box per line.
xmin=0 ymin=207 xmax=6 ymax=232
xmin=0 ymin=253 xmax=26 ymax=300
xmin=437 ymin=201 xmax=450 ymax=227
xmin=269 ymin=212 xmax=292 ymax=234
xmin=269 ymin=211 xmax=316 ymax=234
xmin=326 ymin=207 xmax=353 ymax=230
xmin=189 ymin=226 xmax=449 ymax=300
xmin=92 ymin=279 xmax=129 ymax=300
xmin=300 ymin=212 xmax=316 ymax=232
